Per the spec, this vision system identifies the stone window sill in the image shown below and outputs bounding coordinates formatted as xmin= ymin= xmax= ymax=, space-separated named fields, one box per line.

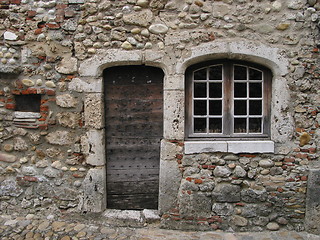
xmin=184 ymin=140 xmax=274 ymax=154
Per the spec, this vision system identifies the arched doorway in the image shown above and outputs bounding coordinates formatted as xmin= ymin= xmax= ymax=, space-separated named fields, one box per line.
xmin=104 ymin=65 xmax=164 ymax=210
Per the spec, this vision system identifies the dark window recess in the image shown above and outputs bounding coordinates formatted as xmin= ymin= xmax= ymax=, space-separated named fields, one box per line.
xmin=15 ymin=94 xmax=41 ymax=112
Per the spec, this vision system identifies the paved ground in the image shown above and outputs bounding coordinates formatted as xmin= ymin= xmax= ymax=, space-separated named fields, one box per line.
xmin=0 ymin=213 xmax=319 ymax=240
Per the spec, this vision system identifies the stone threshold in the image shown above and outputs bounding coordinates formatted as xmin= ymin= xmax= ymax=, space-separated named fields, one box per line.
xmin=102 ymin=209 xmax=160 ymax=227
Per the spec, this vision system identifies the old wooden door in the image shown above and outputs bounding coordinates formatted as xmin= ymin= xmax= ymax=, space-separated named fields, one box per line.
xmin=104 ymin=66 xmax=164 ymax=210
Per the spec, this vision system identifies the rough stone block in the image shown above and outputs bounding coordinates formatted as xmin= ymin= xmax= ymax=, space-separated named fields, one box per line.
xmin=159 ymin=160 xmax=181 ymax=214
xmin=68 ymin=77 xmax=102 ymax=93
xmin=160 ymin=139 xmax=183 ymax=161
xmin=56 ymin=94 xmax=78 ymax=108
xmin=45 ymin=131 xmax=74 ymax=145
xmin=84 ymin=93 xmax=103 ymax=129
xmin=79 ymin=168 xmax=106 ymax=212
xmin=179 ymin=192 xmax=212 ymax=218
xmin=163 ymin=90 xmax=184 ymax=140
xmin=305 ymin=169 xmax=320 ymax=234
xmin=103 ymin=209 xmax=144 ymax=227
xmin=212 ymin=184 xmax=240 ymax=203
xmin=164 ymin=74 xmax=184 ymax=90
xmin=85 ymin=130 xmax=105 ymax=166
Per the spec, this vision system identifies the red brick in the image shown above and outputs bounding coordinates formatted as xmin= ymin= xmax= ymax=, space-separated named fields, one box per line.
xmin=46 ymin=89 xmax=56 ymax=96
xmin=46 ymin=23 xmax=60 ymax=29
xmin=309 ymin=148 xmax=316 ymax=154
xmin=11 ymin=90 xmax=20 ymax=95
xmin=240 ymin=154 xmax=256 ymax=158
xmin=40 ymin=105 xmax=49 ymax=111
xmin=284 ymin=157 xmax=295 ymax=162
xmin=5 ymin=103 xmax=15 ymax=110
xmin=194 ymin=179 xmax=203 ymax=184
xmin=186 ymin=177 xmax=192 ymax=182
xmin=300 ymin=176 xmax=308 ymax=181
xmin=10 ymin=0 xmax=21 ymax=4
xmin=38 ymin=124 xmax=48 ymax=130
xmin=56 ymin=3 xmax=67 ymax=9
xmin=295 ymin=153 xmax=308 ymax=159
xmin=34 ymin=28 xmax=42 ymax=35
xmin=27 ymin=10 xmax=36 ymax=18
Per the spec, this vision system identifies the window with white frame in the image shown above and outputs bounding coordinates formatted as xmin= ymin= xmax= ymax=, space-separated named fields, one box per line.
xmin=185 ymin=60 xmax=272 ymax=139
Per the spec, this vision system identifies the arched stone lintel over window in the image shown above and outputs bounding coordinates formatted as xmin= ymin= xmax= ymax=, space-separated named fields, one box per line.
xmin=178 ymin=40 xmax=293 ymax=153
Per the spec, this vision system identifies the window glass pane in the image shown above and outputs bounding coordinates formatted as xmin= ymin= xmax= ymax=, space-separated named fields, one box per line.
xmin=249 ymin=100 xmax=262 ymax=115
xmin=234 ymin=118 xmax=247 ymax=133
xmin=234 ymin=83 xmax=247 ymax=98
xmin=249 ymin=118 xmax=262 ymax=133
xmin=209 ymin=65 xmax=222 ymax=80
xmin=194 ymin=100 xmax=207 ymax=115
xmin=194 ymin=118 xmax=206 ymax=133
xmin=209 ymin=83 xmax=222 ymax=98
xmin=194 ymin=83 xmax=207 ymax=98
xmin=234 ymin=100 xmax=247 ymax=115
xmin=249 ymin=68 xmax=262 ymax=80
xmin=209 ymin=118 xmax=222 ymax=133
xmin=194 ymin=69 xmax=207 ymax=80
xmin=209 ymin=100 xmax=222 ymax=115
xmin=249 ymin=83 xmax=262 ymax=98
xmin=234 ymin=65 xmax=247 ymax=80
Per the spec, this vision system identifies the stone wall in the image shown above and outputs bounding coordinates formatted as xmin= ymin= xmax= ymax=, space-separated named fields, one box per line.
xmin=0 ymin=0 xmax=319 ymax=234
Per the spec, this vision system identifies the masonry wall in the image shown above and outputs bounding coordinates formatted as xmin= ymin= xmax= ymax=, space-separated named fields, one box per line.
xmin=0 ymin=0 xmax=319 ymax=234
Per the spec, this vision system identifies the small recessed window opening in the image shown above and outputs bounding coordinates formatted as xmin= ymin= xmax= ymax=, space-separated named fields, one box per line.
xmin=186 ymin=60 xmax=272 ymax=139
xmin=15 ymin=94 xmax=41 ymax=112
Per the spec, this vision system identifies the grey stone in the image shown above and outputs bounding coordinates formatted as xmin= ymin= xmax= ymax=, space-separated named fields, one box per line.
xmin=149 ymin=24 xmax=169 ymax=34
xmin=142 ymin=209 xmax=160 ymax=223
xmin=43 ymin=167 xmax=60 ymax=178
xmin=0 ymin=152 xmax=17 ymax=163
xmin=231 ymin=215 xmax=248 ymax=227
xmin=45 ymin=131 xmax=74 ymax=145
xmin=79 ymin=168 xmax=106 ymax=212
xmin=241 ymin=188 xmax=267 ymax=203
xmin=103 ymin=209 xmax=144 ymax=227
xmin=266 ymin=222 xmax=280 ymax=230
xmin=305 ymin=169 xmax=320 ymax=234
xmin=212 ymin=184 xmax=241 ymax=203
xmin=179 ymin=192 xmax=212 ymax=218
xmin=212 ymin=203 xmax=234 ymax=216
xmin=21 ymin=166 xmax=37 ymax=176
xmin=4 ymin=31 xmax=18 ymax=41
xmin=259 ymin=159 xmax=274 ymax=168
xmin=0 ymin=179 xmax=23 ymax=197
xmin=234 ymin=166 xmax=247 ymax=178
xmin=56 ymin=94 xmax=78 ymax=108
xmin=213 ymin=166 xmax=232 ymax=177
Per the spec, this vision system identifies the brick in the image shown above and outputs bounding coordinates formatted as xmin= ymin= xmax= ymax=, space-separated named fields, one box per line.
xmin=194 ymin=179 xmax=203 ymax=184
xmin=10 ymin=0 xmax=21 ymax=4
xmin=38 ymin=124 xmax=48 ymax=130
xmin=27 ymin=10 xmax=36 ymax=18
xmin=56 ymin=3 xmax=67 ymax=9
xmin=46 ymin=23 xmax=60 ymax=29
xmin=5 ymin=103 xmax=15 ymax=110
xmin=34 ymin=28 xmax=42 ymax=35
xmin=46 ymin=90 xmax=56 ymax=96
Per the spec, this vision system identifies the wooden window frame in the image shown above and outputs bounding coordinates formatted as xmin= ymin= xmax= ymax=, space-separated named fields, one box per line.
xmin=185 ymin=60 xmax=272 ymax=140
